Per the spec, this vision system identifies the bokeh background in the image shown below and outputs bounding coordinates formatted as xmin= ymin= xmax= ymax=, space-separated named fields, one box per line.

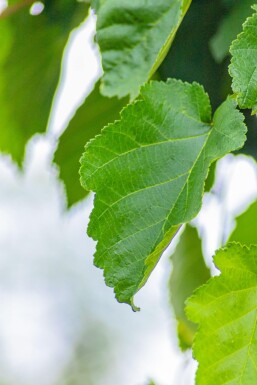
xmin=1 ymin=2 xmax=257 ymax=385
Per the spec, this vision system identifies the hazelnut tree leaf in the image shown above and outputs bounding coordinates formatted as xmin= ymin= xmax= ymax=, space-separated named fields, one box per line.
xmin=80 ymin=79 xmax=246 ymax=309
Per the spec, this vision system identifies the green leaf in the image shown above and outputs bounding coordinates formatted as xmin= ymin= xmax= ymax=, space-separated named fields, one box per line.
xmin=80 ymin=79 xmax=246 ymax=309
xmin=170 ymin=225 xmax=210 ymax=350
xmin=229 ymin=200 xmax=257 ymax=245
xmin=0 ymin=1 xmax=89 ymax=164
xmin=186 ymin=243 xmax=257 ymax=385
xmin=210 ymin=0 xmax=253 ymax=63
xmin=54 ymin=81 xmax=127 ymax=207
xmin=229 ymin=5 xmax=257 ymax=111
xmin=95 ymin=0 xmax=191 ymax=98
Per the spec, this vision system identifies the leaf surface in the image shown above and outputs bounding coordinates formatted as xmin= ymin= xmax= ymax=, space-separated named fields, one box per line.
xmin=186 ymin=243 xmax=257 ymax=385
xmin=229 ymin=200 xmax=257 ymax=245
xmin=229 ymin=5 xmax=257 ymax=111
xmin=80 ymin=79 xmax=246 ymax=309
xmin=170 ymin=225 xmax=210 ymax=350
xmin=54 ymin=82 xmax=127 ymax=207
xmin=95 ymin=0 xmax=191 ymax=98
xmin=0 ymin=1 xmax=88 ymax=164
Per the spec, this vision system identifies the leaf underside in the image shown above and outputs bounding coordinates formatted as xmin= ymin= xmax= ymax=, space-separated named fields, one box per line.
xmin=95 ymin=0 xmax=191 ymax=98
xmin=186 ymin=243 xmax=257 ymax=385
xmin=229 ymin=5 xmax=257 ymax=111
xmin=80 ymin=79 xmax=246 ymax=309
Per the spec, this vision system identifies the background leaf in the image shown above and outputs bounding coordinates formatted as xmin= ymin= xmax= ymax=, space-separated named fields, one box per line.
xmin=229 ymin=5 xmax=257 ymax=111
xmin=0 ymin=0 xmax=89 ymax=164
xmin=186 ymin=243 xmax=257 ymax=385
xmin=210 ymin=0 xmax=253 ymax=63
xmin=54 ymin=81 xmax=127 ymax=207
xmin=80 ymin=79 xmax=246 ymax=309
xmin=95 ymin=0 xmax=191 ymax=98
xmin=169 ymin=225 xmax=210 ymax=350
xmin=229 ymin=199 xmax=257 ymax=245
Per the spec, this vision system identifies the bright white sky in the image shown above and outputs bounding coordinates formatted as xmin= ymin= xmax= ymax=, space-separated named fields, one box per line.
xmin=0 ymin=7 xmax=257 ymax=385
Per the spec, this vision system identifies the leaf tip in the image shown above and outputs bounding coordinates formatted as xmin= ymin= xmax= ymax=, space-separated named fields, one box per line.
xmin=130 ymin=298 xmax=141 ymax=312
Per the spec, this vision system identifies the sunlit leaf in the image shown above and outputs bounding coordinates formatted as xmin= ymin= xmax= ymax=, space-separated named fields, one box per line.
xmin=186 ymin=243 xmax=257 ymax=385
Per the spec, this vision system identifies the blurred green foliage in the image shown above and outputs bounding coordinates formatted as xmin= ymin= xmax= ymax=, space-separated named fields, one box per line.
xmin=54 ymin=82 xmax=127 ymax=206
xmin=0 ymin=0 xmax=89 ymax=164
xmin=169 ymin=225 xmax=210 ymax=350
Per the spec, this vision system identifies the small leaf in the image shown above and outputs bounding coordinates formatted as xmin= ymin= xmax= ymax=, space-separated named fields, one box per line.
xmin=54 ymin=81 xmax=127 ymax=207
xmin=186 ymin=243 xmax=257 ymax=385
xmin=229 ymin=5 xmax=257 ymax=111
xmin=95 ymin=0 xmax=191 ymax=98
xmin=229 ymin=199 xmax=257 ymax=245
xmin=170 ymin=225 xmax=210 ymax=350
xmin=80 ymin=79 xmax=246 ymax=309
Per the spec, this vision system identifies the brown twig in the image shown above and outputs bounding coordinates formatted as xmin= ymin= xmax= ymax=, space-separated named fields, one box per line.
xmin=0 ymin=0 xmax=35 ymax=20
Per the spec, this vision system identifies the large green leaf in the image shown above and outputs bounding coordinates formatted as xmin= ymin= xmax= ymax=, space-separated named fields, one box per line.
xmin=186 ymin=243 xmax=257 ymax=385
xmin=210 ymin=0 xmax=253 ymax=63
xmin=0 ymin=0 xmax=89 ymax=164
xmin=95 ymin=0 xmax=192 ymax=98
xmin=170 ymin=225 xmax=210 ymax=350
xmin=80 ymin=79 xmax=246 ymax=309
xmin=229 ymin=5 xmax=257 ymax=111
xmin=229 ymin=200 xmax=257 ymax=245
xmin=54 ymin=82 xmax=127 ymax=207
